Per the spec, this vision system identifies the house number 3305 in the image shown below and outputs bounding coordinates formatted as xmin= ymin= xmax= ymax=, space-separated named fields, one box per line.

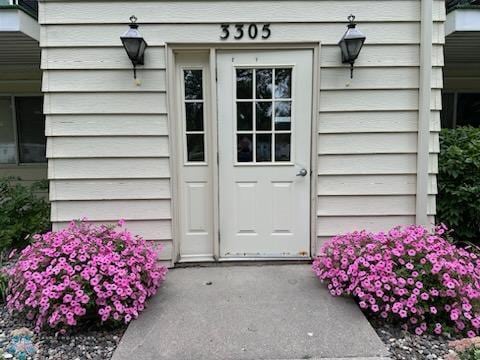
xmin=220 ymin=24 xmax=271 ymax=40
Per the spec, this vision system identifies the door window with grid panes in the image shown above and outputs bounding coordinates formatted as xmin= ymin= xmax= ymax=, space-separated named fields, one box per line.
xmin=235 ymin=67 xmax=293 ymax=164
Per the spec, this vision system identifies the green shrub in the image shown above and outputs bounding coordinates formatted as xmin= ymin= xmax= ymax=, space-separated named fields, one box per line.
xmin=0 ymin=177 xmax=50 ymax=252
xmin=437 ymin=127 xmax=480 ymax=243
xmin=0 ymin=270 xmax=7 ymax=304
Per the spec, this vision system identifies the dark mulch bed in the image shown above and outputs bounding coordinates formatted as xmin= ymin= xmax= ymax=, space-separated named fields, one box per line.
xmin=0 ymin=305 xmax=126 ymax=360
xmin=371 ymin=319 xmax=455 ymax=360
xmin=0 ymin=256 xmax=126 ymax=360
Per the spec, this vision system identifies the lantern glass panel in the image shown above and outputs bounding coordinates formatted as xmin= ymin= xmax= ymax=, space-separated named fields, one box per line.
xmin=122 ymin=38 xmax=141 ymax=60
xmin=345 ymin=38 xmax=364 ymax=61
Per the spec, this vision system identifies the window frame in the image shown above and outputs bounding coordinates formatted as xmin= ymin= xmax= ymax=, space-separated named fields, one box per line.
xmin=233 ymin=64 xmax=296 ymax=166
xmin=0 ymin=94 xmax=46 ymax=167
xmin=441 ymin=90 xmax=480 ymax=129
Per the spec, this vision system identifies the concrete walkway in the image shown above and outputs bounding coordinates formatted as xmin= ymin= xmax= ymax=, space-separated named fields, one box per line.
xmin=112 ymin=265 xmax=390 ymax=360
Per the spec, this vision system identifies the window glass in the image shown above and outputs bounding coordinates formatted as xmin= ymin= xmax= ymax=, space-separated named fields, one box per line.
xmin=457 ymin=93 xmax=480 ymax=128
xmin=186 ymin=134 xmax=205 ymax=162
xmin=441 ymin=93 xmax=455 ymax=129
xmin=237 ymin=134 xmax=253 ymax=162
xmin=275 ymin=69 xmax=292 ymax=98
xmin=256 ymin=69 xmax=273 ymax=99
xmin=15 ymin=97 xmax=46 ymax=163
xmin=183 ymin=69 xmax=205 ymax=162
xmin=236 ymin=69 xmax=253 ymax=99
xmin=184 ymin=70 xmax=203 ymax=100
xmin=0 ymin=97 xmax=16 ymax=164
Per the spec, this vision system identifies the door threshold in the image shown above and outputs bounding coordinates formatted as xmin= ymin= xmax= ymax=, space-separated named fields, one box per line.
xmin=174 ymin=258 xmax=312 ymax=268
xmin=219 ymin=256 xmax=311 ymax=261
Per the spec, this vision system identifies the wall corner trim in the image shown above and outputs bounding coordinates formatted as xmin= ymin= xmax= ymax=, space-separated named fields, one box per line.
xmin=416 ymin=0 xmax=434 ymax=226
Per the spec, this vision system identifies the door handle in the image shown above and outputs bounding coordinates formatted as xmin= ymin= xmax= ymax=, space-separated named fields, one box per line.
xmin=296 ymin=168 xmax=308 ymax=177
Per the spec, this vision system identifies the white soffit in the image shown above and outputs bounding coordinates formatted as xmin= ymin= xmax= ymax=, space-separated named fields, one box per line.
xmin=446 ymin=8 xmax=480 ymax=36
xmin=0 ymin=8 xmax=39 ymax=41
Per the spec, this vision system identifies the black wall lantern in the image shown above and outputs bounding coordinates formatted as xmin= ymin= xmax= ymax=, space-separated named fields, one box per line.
xmin=121 ymin=15 xmax=148 ymax=79
xmin=338 ymin=15 xmax=366 ymax=79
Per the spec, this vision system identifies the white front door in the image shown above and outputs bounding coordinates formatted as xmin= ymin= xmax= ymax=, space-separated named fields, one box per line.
xmin=217 ymin=50 xmax=313 ymax=258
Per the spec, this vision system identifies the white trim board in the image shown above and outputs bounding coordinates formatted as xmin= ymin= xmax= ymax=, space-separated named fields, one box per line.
xmin=446 ymin=9 xmax=480 ymax=35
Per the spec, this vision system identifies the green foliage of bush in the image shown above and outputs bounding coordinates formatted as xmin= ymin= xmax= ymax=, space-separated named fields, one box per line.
xmin=0 ymin=270 xmax=7 ymax=304
xmin=0 ymin=177 xmax=50 ymax=252
xmin=458 ymin=347 xmax=480 ymax=360
xmin=437 ymin=127 xmax=480 ymax=243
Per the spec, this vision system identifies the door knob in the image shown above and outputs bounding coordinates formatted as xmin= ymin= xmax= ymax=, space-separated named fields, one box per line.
xmin=296 ymin=168 xmax=308 ymax=177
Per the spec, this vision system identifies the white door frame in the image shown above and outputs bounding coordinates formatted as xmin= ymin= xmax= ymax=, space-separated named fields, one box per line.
xmin=166 ymin=42 xmax=321 ymax=266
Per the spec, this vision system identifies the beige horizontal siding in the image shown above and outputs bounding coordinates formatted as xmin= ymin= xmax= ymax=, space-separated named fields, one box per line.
xmin=53 ymin=219 xmax=173 ymax=240
xmin=317 ymin=133 xmax=419 ymax=154
xmin=318 ymin=154 xmax=417 ymax=175
xmin=40 ymin=22 xmax=444 ymax=47
xmin=40 ymin=45 xmax=439 ymax=71
xmin=317 ymin=216 xmax=416 ymax=236
xmin=46 ymin=136 xmax=169 ymax=158
xmin=320 ymin=89 xmax=442 ymax=112
xmin=318 ymin=154 xmax=438 ymax=175
xmin=317 ymin=174 xmax=437 ymax=196
xmin=318 ymin=111 xmax=418 ymax=133
xmin=51 ymin=199 xmax=171 ymax=222
xmin=50 ymin=179 xmax=171 ymax=201
xmin=45 ymin=115 xmax=168 ymax=136
xmin=43 ymin=70 xmax=166 ymax=92
xmin=320 ymin=67 xmax=443 ymax=90
xmin=321 ymin=45 xmax=443 ymax=68
xmin=320 ymin=89 xmax=419 ymax=112
xmin=317 ymin=195 xmax=416 ymax=216
xmin=321 ymin=67 xmax=419 ymax=90
xmin=44 ymin=93 xmax=167 ymax=114
xmin=317 ymin=195 xmax=436 ymax=216
xmin=39 ymin=1 xmax=445 ymax=24
xmin=48 ymin=158 xmax=171 ymax=179
xmin=430 ymin=111 xmax=441 ymax=132
xmin=318 ymin=175 xmax=410 ymax=195
xmin=41 ymin=47 xmax=166 ymax=70
xmin=429 ymin=154 xmax=439 ymax=174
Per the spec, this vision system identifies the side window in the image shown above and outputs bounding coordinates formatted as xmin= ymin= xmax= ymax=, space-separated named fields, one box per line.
xmin=15 ymin=97 xmax=46 ymax=163
xmin=456 ymin=93 xmax=480 ymax=128
xmin=0 ymin=97 xmax=16 ymax=164
xmin=183 ymin=69 xmax=206 ymax=163
xmin=441 ymin=92 xmax=480 ymax=129
xmin=440 ymin=92 xmax=455 ymax=129
xmin=0 ymin=96 xmax=46 ymax=164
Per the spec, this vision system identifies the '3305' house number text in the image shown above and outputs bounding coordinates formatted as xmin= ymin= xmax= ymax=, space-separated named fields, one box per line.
xmin=220 ymin=24 xmax=271 ymax=40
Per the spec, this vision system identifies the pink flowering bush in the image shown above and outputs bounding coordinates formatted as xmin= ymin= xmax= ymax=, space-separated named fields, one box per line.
xmin=5 ymin=220 xmax=167 ymax=333
xmin=312 ymin=225 xmax=480 ymax=337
